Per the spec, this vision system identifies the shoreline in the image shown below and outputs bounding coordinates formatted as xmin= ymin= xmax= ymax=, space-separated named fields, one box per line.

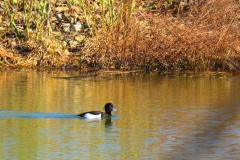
xmin=1 ymin=0 xmax=240 ymax=72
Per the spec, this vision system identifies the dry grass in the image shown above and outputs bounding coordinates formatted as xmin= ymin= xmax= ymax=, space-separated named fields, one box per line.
xmin=0 ymin=45 xmax=23 ymax=67
xmin=83 ymin=0 xmax=240 ymax=71
xmin=26 ymin=36 xmax=71 ymax=68
xmin=0 ymin=36 xmax=70 ymax=68
xmin=1 ymin=0 xmax=71 ymax=69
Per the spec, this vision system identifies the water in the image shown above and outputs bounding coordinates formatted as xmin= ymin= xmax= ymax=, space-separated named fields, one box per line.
xmin=0 ymin=70 xmax=240 ymax=159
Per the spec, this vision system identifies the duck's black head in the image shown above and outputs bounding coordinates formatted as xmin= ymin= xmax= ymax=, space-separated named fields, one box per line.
xmin=104 ymin=103 xmax=117 ymax=115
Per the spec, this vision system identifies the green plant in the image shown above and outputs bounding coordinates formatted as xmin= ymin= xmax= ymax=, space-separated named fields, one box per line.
xmin=168 ymin=0 xmax=175 ymax=5
xmin=4 ymin=0 xmax=20 ymax=38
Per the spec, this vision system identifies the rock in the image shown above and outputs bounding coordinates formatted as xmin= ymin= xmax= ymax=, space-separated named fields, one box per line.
xmin=68 ymin=16 xmax=76 ymax=24
xmin=62 ymin=12 xmax=79 ymax=24
xmin=68 ymin=40 xmax=78 ymax=48
xmin=55 ymin=7 xmax=69 ymax=13
xmin=62 ymin=23 xmax=71 ymax=32
xmin=62 ymin=41 xmax=67 ymax=47
xmin=71 ymin=6 xmax=82 ymax=14
xmin=54 ymin=13 xmax=63 ymax=21
xmin=63 ymin=26 xmax=70 ymax=32
xmin=0 ymin=26 xmax=7 ymax=32
xmin=74 ymin=34 xmax=85 ymax=43
xmin=11 ymin=41 xmax=17 ymax=47
xmin=50 ymin=0 xmax=56 ymax=5
xmin=71 ymin=21 xmax=83 ymax=32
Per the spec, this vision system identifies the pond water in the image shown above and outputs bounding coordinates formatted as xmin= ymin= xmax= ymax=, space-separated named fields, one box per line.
xmin=0 ymin=70 xmax=240 ymax=159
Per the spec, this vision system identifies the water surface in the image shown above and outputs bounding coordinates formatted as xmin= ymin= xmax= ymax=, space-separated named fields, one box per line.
xmin=0 ymin=70 xmax=240 ymax=159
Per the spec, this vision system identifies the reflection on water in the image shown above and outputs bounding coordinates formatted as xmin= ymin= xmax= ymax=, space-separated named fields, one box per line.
xmin=0 ymin=70 xmax=240 ymax=159
xmin=0 ymin=110 xmax=78 ymax=118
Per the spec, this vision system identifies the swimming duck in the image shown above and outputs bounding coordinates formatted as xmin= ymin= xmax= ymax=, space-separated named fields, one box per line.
xmin=78 ymin=103 xmax=117 ymax=118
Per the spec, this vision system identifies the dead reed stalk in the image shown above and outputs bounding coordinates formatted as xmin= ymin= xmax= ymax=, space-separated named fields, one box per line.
xmin=83 ymin=0 xmax=240 ymax=71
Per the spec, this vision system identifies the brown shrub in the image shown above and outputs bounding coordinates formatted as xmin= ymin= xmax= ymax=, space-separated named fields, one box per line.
xmin=83 ymin=0 xmax=240 ymax=71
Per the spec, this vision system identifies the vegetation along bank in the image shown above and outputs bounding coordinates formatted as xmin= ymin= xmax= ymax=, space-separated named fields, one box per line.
xmin=0 ymin=0 xmax=240 ymax=72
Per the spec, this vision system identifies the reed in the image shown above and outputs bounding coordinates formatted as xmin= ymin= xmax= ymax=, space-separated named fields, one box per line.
xmin=4 ymin=0 xmax=49 ymax=40
xmin=78 ymin=0 xmax=91 ymax=31
xmin=2 ymin=0 xmax=70 ymax=67
xmin=83 ymin=0 xmax=240 ymax=71
xmin=4 ymin=0 xmax=20 ymax=38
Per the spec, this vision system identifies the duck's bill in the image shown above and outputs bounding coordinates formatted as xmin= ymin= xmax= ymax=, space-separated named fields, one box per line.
xmin=112 ymin=107 xmax=117 ymax=111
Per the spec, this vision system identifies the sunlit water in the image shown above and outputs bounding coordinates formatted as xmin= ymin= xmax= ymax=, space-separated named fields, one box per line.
xmin=0 ymin=70 xmax=240 ymax=159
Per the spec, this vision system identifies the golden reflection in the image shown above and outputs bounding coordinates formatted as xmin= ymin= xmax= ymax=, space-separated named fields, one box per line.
xmin=0 ymin=71 xmax=240 ymax=159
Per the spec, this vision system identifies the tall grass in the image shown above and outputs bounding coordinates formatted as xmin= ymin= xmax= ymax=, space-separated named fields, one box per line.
xmin=79 ymin=0 xmax=138 ymax=68
xmin=83 ymin=0 xmax=240 ymax=71
xmin=4 ymin=0 xmax=20 ymax=37
xmin=4 ymin=0 xmax=48 ymax=40
xmin=2 ymin=0 xmax=69 ymax=67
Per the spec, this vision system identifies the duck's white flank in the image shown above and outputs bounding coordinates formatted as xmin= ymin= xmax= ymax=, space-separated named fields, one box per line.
xmin=84 ymin=113 xmax=101 ymax=119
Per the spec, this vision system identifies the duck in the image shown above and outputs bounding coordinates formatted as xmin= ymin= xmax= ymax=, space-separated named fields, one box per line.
xmin=78 ymin=103 xmax=117 ymax=118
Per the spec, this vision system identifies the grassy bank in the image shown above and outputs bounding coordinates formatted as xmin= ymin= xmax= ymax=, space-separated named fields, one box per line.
xmin=0 ymin=0 xmax=240 ymax=72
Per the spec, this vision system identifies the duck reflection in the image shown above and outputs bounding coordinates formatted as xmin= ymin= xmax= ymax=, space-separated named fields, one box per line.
xmin=104 ymin=117 xmax=112 ymax=126
xmin=81 ymin=117 xmax=112 ymax=126
xmin=82 ymin=117 xmax=101 ymax=122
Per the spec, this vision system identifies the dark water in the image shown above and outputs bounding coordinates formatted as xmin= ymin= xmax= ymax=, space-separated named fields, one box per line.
xmin=0 ymin=70 xmax=240 ymax=159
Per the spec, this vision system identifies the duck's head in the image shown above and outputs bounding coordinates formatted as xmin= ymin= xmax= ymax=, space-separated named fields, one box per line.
xmin=104 ymin=103 xmax=117 ymax=115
